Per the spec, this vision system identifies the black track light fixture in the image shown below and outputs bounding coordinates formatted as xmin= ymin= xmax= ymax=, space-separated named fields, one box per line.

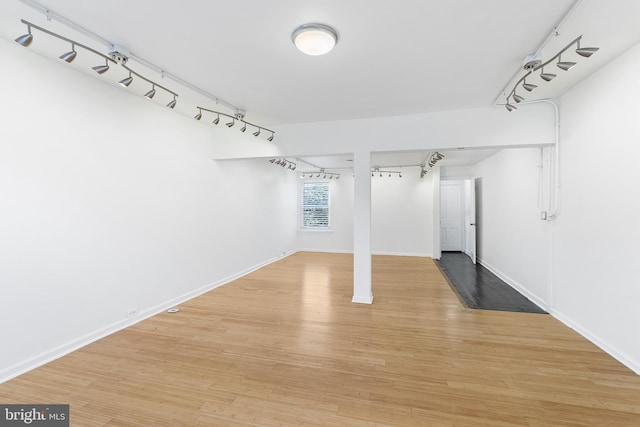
xmin=213 ymin=114 xmax=220 ymax=125
xmin=240 ymin=122 xmax=247 ymax=133
xmin=194 ymin=108 xmax=202 ymax=120
xmin=226 ymin=118 xmax=235 ymax=128
xmin=267 ymin=132 xmax=274 ymax=142
xmin=253 ymin=128 xmax=261 ymax=137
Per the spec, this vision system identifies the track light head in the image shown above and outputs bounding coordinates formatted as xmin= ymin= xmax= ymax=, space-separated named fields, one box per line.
xmin=144 ymin=84 xmax=156 ymax=99
xmin=557 ymin=55 xmax=577 ymax=71
xmin=505 ymin=103 xmax=517 ymax=112
xmin=119 ymin=72 xmax=133 ymax=87
xmin=15 ymin=26 xmax=33 ymax=47
xmin=540 ymin=70 xmax=556 ymax=82
xmin=522 ymin=82 xmax=537 ymax=92
xmin=576 ymin=40 xmax=599 ymax=58
xmin=267 ymin=132 xmax=274 ymax=142
xmin=226 ymin=118 xmax=235 ymax=127
xmin=167 ymin=96 xmax=177 ymax=109
xmin=92 ymin=58 xmax=110 ymax=74
xmin=59 ymin=44 xmax=77 ymax=63
xmin=253 ymin=128 xmax=261 ymax=137
xmin=513 ymin=94 xmax=524 ymax=103
xmin=576 ymin=47 xmax=599 ymax=58
xmin=213 ymin=114 xmax=220 ymax=125
xmin=194 ymin=108 xmax=202 ymax=120
xmin=240 ymin=122 xmax=247 ymax=132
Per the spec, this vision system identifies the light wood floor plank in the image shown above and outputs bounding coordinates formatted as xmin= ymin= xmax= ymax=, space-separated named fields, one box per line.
xmin=1 ymin=252 xmax=639 ymax=426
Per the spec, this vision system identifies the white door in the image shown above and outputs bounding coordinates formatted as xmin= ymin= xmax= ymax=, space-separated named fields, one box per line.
xmin=440 ymin=182 xmax=464 ymax=251
xmin=468 ymin=178 xmax=477 ymax=264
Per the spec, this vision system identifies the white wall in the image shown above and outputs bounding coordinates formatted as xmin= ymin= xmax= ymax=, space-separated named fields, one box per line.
xmin=472 ymin=148 xmax=549 ymax=308
xmin=296 ymin=167 xmax=434 ymax=257
xmin=469 ymin=41 xmax=640 ymax=374
xmin=372 ymin=167 xmax=434 ymax=257
xmin=296 ymin=175 xmax=354 ymax=252
xmin=551 ymin=41 xmax=640 ymax=374
xmin=0 ymin=39 xmax=298 ymax=382
xmin=217 ymin=104 xmax=556 ymax=160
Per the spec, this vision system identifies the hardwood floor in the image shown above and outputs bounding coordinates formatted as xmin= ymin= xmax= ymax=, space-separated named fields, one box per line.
xmin=1 ymin=252 xmax=639 ymax=426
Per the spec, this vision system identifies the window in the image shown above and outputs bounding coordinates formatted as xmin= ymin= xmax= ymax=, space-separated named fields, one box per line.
xmin=300 ymin=181 xmax=330 ymax=228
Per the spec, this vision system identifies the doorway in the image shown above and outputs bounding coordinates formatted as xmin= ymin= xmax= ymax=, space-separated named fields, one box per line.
xmin=439 ymin=179 xmax=476 ymax=262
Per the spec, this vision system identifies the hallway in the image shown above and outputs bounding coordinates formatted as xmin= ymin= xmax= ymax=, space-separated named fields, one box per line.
xmin=437 ymin=252 xmax=547 ymax=314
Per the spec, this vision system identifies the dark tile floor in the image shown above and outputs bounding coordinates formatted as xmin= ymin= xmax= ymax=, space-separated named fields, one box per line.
xmin=437 ymin=252 xmax=547 ymax=314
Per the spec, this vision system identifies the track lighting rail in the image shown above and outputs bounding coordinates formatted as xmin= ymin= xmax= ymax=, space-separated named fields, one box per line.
xmin=16 ymin=0 xmax=273 ymax=139
xmin=269 ymin=158 xmax=296 ymax=170
xmin=18 ymin=0 xmax=241 ymax=115
xmin=197 ymin=106 xmax=275 ymax=141
xmin=18 ymin=19 xmax=178 ymax=97
xmin=503 ymin=35 xmax=598 ymax=111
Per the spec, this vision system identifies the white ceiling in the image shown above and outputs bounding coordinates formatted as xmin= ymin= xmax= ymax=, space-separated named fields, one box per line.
xmin=2 ymin=0 xmax=640 ymax=168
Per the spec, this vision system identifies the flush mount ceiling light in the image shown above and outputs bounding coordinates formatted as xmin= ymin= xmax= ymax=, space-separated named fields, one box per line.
xmin=292 ymin=23 xmax=338 ymax=56
xmin=502 ymin=35 xmax=599 ymax=112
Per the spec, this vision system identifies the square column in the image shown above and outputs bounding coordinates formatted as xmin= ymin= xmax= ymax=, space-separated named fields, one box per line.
xmin=352 ymin=150 xmax=373 ymax=304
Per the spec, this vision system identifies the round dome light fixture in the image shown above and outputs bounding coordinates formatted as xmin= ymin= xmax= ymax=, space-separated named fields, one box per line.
xmin=292 ymin=23 xmax=338 ymax=56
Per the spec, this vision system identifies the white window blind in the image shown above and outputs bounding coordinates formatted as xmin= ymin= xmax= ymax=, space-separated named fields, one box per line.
xmin=301 ymin=181 xmax=330 ymax=228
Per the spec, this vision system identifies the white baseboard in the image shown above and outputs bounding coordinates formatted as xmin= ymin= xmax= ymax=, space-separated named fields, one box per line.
xmin=0 ymin=250 xmax=296 ymax=384
xmin=550 ymin=310 xmax=640 ymax=376
xmin=476 ymin=257 xmax=640 ymax=376
xmin=476 ymin=257 xmax=547 ymax=310
xmin=372 ymin=251 xmax=432 ymax=257
xmin=296 ymin=248 xmax=353 ymax=254
xmin=352 ymin=294 xmax=374 ymax=304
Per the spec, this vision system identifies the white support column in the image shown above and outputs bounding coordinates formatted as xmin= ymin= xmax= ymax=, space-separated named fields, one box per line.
xmin=432 ymin=166 xmax=441 ymax=260
xmin=352 ymin=150 xmax=373 ymax=304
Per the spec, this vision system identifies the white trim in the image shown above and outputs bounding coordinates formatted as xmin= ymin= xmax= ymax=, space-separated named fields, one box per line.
xmin=352 ymin=294 xmax=374 ymax=304
xmin=550 ymin=309 xmax=640 ymax=376
xmin=0 ymin=250 xmax=296 ymax=384
xmin=296 ymin=249 xmax=433 ymax=258
xmin=372 ymin=251 xmax=432 ymax=258
xmin=297 ymin=248 xmax=353 ymax=254
xmin=476 ymin=257 xmax=547 ymax=310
